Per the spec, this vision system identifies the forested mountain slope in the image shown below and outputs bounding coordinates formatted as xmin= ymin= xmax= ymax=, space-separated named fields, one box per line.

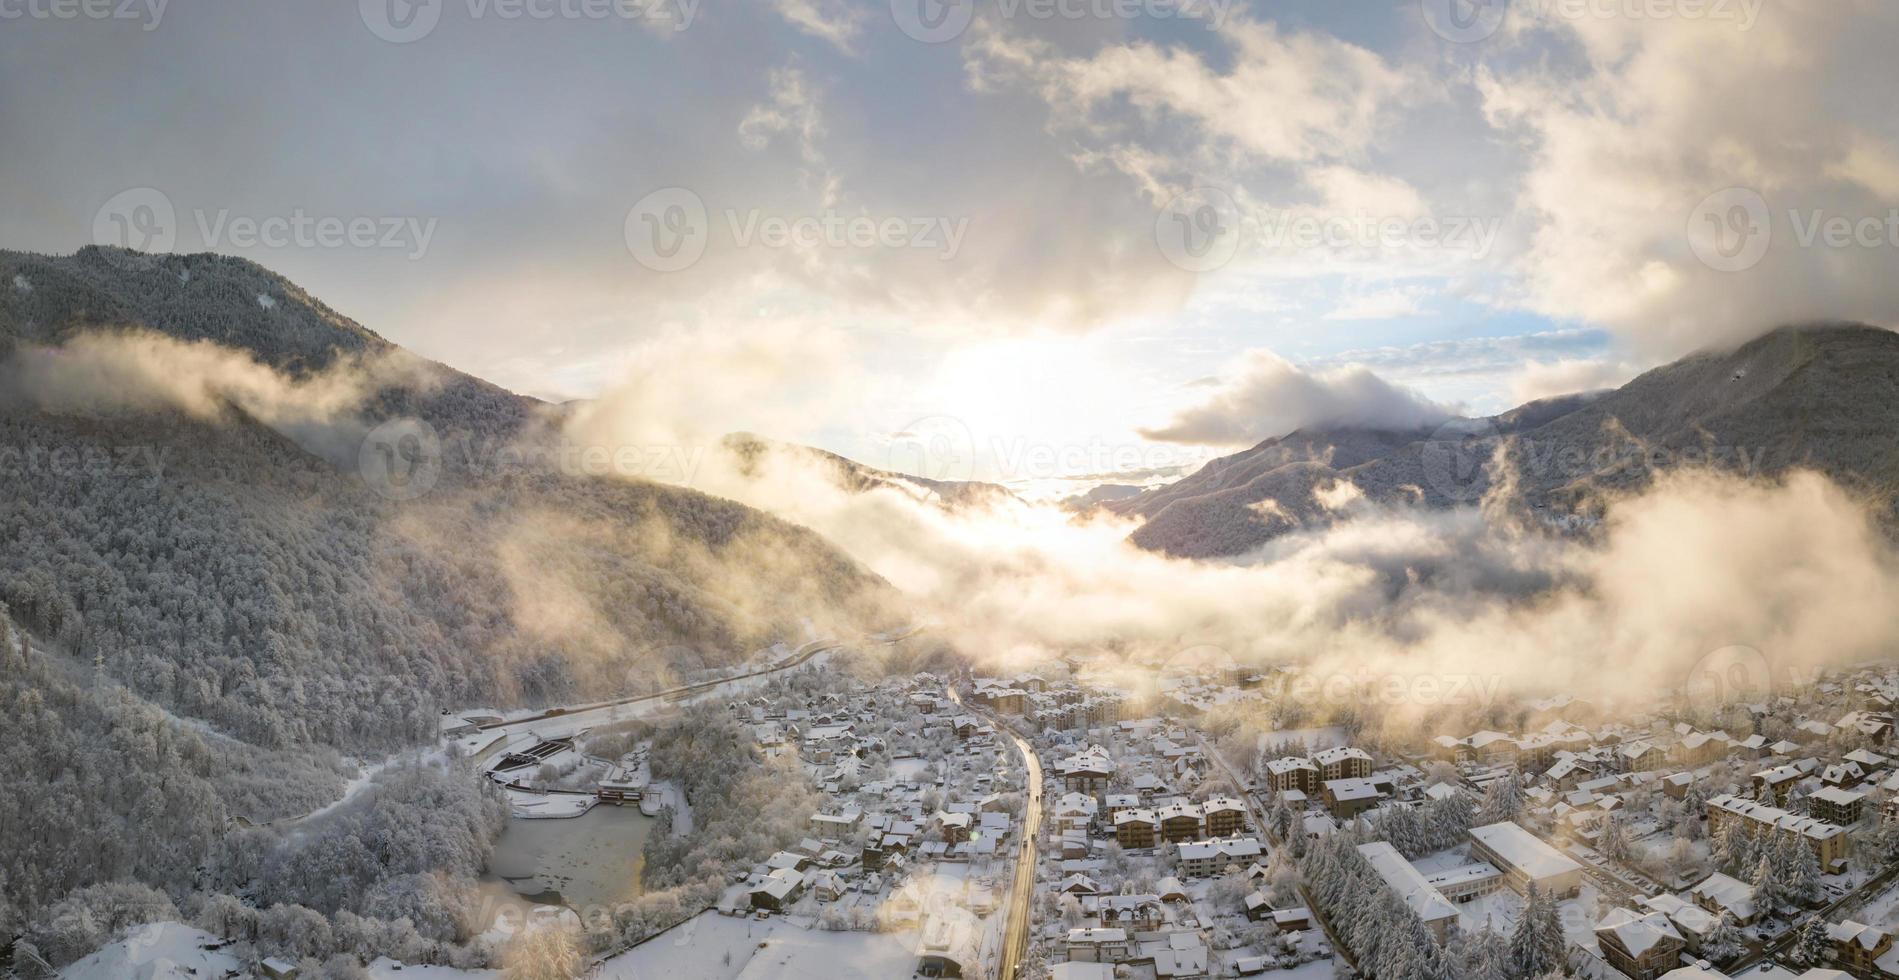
xmin=1112 ymin=324 xmax=1899 ymax=559
xmin=0 ymin=247 xmax=902 ymax=752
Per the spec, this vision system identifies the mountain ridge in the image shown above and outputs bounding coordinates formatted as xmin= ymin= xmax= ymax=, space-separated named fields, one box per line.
xmin=1109 ymin=323 xmax=1899 ymax=559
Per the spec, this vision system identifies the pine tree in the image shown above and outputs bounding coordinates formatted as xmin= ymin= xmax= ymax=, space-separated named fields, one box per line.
xmin=1793 ymin=914 xmax=1833 ymax=966
xmin=1751 ymin=848 xmax=1786 ymax=915
xmin=1479 ymin=770 xmax=1527 ymax=826
xmin=1507 ymin=882 xmax=1563 ymax=978
xmin=1784 ymin=832 xmax=1823 ymax=906
xmin=1703 ymin=912 xmax=1744 ymax=964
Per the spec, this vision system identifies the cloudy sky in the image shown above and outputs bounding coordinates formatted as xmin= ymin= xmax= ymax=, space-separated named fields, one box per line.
xmin=4 ymin=0 xmax=1896 ymax=486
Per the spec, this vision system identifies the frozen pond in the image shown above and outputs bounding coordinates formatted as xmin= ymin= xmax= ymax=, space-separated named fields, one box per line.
xmin=483 ymin=804 xmax=657 ymax=910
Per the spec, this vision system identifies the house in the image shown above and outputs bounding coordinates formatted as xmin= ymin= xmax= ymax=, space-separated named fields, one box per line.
xmin=1468 ymin=731 xmax=1520 ymax=764
xmin=1060 ymin=746 xmax=1115 ymax=795
xmin=1054 ymin=792 xmax=1099 ymax=833
xmin=1322 ymin=776 xmax=1395 ymax=818
xmin=1754 ymin=764 xmax=1805 ymax=804
xmin=1822 ymin=762 xmax=1868 ymax=790
xmin=749 ymin=867 xmax=805 ymax=910
xmin=1094 ymin=894 xmax=1165 ymax=932
xmin=1144 ymin=932 xmax=1211 ymax=979
xmin=261 ymin=959 xmax=300 ymax=980
xmin=1468 ymin=822 xmax=1584 ymax=898
xmin=1827 ymin=920 xmax=1894 ymax=977
xmin=1050 ymin=964 xmax=1117 ymax=980
xmin=1639 ymin=893 xmax=1721 ymax=952
xmin=1067 ymin=927 xmax=1132 ymax=964
xmin=1358 ymin=841 xmax=1458 ymax=942
xmin=811 ymin=870 xmax=846 ymax=902
xmin=1596 ymin=908 xmax=1688 ymax=980
xmin=811 ymin=809 xmax=862 ymax=838
xmin=1620 ymin=741 xmax=1669 ymax=773
xmin=1690 ymin=872 xmax=1757 ymax=926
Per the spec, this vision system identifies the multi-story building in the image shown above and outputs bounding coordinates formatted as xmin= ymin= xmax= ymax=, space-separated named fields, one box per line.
xmin=1177 ymin=837 xmax=1265 ymax=878
xmin=1357 ymin=841 xmax=1458 ymax=943
xmin=1265 ymin=757 xmax=1320 ymax=794
xmin=1810 ymin=786 xmax=1867 ymax=826
xmin=1113 ymin=809 xmax=1157 ymax=849
xmin=1314 ymin=746 xmax=1374 ymax=782
xmin=1468 ymin=822 xmax=1585 ymax=898
xmin=1203 ymin=797 xmax=1248 ymax=837
xmin=1706 ymin=794 xmax=1850 ymax=874
xmin=1157 ymin=802 xmax=1204 ymax=843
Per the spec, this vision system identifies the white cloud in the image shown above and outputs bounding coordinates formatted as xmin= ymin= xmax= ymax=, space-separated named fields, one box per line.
xmin=1139 ymin=349 xmax=1453 ymax=446
xmin=1508 ymin=357 xmax=1646 ymax=405
xmin=1480 ymin=0 xmax=1899 ymax=356
xmin=766 ymin=0 xmax=865 ymax=52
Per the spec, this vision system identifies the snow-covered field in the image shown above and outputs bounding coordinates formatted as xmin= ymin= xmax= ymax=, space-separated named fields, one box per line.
xmin=58 ymin=924 xmax=241 ymax=980
xmin=597 ymin=910 xmax=922 ymax=980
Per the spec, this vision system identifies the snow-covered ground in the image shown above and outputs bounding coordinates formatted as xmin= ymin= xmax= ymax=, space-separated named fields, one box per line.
xmin=597 ymin=910 xmax=921 ymax=980
xmin=639 ymin=779 xmax=694 ymax=833
xmin=57 ymin=924 xmax=241 ymax=980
